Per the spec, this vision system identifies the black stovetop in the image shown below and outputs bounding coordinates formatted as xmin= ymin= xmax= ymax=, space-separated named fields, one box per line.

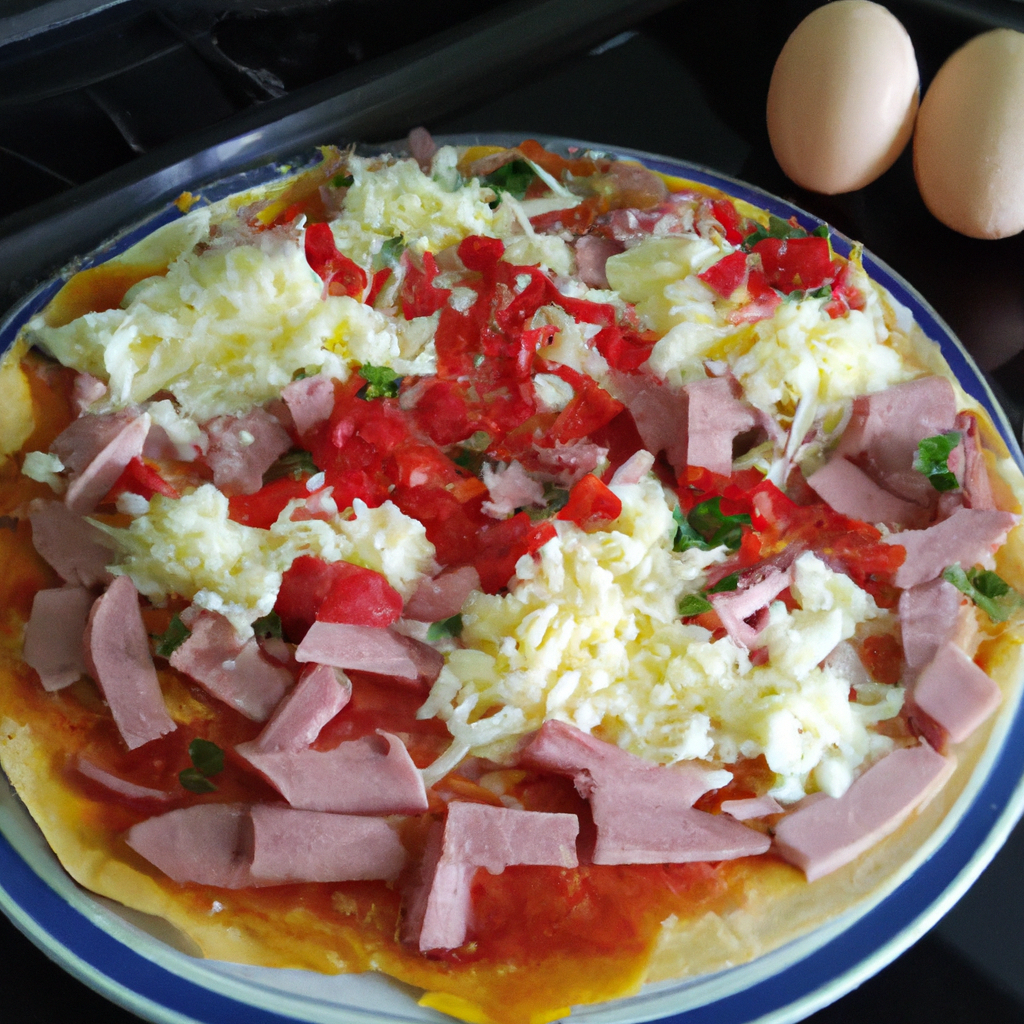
xmin=1 ymin=1 xmax=1023 ymax=1021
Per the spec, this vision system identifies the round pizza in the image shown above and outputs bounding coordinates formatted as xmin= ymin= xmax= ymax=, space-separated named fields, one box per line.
xmin=0 ymin=133 xmax=1022 ymax=1024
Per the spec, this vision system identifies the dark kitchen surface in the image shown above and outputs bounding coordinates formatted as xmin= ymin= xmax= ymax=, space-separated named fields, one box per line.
xmin=1 ymin=0 xmax=1023 ymax=1022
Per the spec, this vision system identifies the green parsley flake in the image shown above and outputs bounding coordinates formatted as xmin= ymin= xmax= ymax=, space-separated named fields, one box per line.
xmin=154 ymin=614 xmax=190 ymax=659
xmin=942 ymin=564 xmax=1023 ymax=623
xmin=427 ymin=614 xmax=464 ymax=641
xmin=914 ymin=431 xmax=962 ymax=492
xmin=360 ymin=364 xmax=401 ymax=400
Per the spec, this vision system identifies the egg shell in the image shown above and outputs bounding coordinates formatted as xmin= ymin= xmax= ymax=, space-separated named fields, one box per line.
xmin=914 ymin=29 xmax=1024 ymax=239
xmin=767 ymin=1 xmax=919 ymax=194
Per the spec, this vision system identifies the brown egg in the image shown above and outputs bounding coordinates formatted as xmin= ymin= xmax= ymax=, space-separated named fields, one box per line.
xmin=914 ymin=29 xmax=1024 ymax=239
xmin=767 ymin=1 xmax=919 ymax=194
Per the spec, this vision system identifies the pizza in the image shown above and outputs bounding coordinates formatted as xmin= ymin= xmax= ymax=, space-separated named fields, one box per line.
xmin=0 ymin=133 xmax=1022 ymax=1024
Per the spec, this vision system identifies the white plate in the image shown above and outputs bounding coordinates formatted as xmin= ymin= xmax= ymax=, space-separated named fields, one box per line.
xmin=2 ymin=136 xmax=1023 ymax=1024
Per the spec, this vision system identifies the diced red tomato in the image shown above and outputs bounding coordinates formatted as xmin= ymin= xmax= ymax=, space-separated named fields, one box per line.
xmin=709 ymin=198 xmax=745 ymax=245
xmin=752 ymin=236 xmax=834 ymax=294
xmin=859 ymin=633 xmax=903 ymax=686
xmin=698 ymin=251 xmax=748 ymax=298
xmin=304 ymin=222 xmax=367 ymax=299
xmin=540 ymin=362 xmax=624 ymax=444
xmin=824 ymin=261 xmax=867 ymax=319
xmin=529 ymin=197 xmax=604 ymax=234
xmin=227 ymin=475 xmax=310 ymax=529
xmin=400 ymin=250 xmax=451 ymax=318
xmin=386 ymin=443 xmax=461 ymax=489
xmin=458 ymin=235 xmax=505 ymax=271
xmin=366 ymin=267 xmax=392 ymax=306
xmin=592 ymin=409 xmax=647 ymax=481
xmin=390 ymin=484 xmax=488 ymax=567
xmin=106 ymin=456 xmax=180 ymax=502
xmin=593 ymin=324 xmax=657 ymax=372
xmin=474 ymin=513 xmax=556 ymax=594
xmin=557 ymin=474 xmax=622 ymax=528
xmin=727 ymin=267 xmax=781 ymax=325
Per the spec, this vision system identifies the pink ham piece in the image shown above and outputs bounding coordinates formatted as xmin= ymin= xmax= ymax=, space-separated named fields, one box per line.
xmin=574 ymin=235 xmax=624 ymax=290
xmin=249 ymin=805 xmax=407 ymax=884
xmin=682 ymin=377 xmax=763 ymax=477
xmin=282 ymin=374 xmax=336 ymax=436
xmin=251 ymin=663 xmax=351 ymax=753
xmin=911 ymin=643 xmax=1001 ymax=744
xmin=404 ymin=802 xmax=579 ymax=952
xmin=236 ymin=730 xmax=428 ymax=814
xmin=610 ymin=449 xmax=655 ymax=486
xmin=404 ymin=566 xmax=480 ymax=623
xmin=72 ymin=373 xmax=107 ymax=412
xmin=170 ymin=612 xmax=293 ymax=722
xmin=50 ymin=410 xmax=135 ymax=475
xmin=481 ymin=460 xmax=545 ymax=518
xmin=835 ymin=377 xmax=957 ymax=506
xmin=407 ymin=126 xmax=437 ymax=174
xmin=204 ymin=408 xmax=291 ymax=496
xmin=773 ymin=743 xmax=955 ymax=881
xmin=76 ymin=757 xmax=173 ymax=802
xmin=28 ymin=499 xmax=116 ymax=588
xmin=533 ymin=440 xmax=608 ymax=487
xmin=720 ymin=795 xmax=784 ymax=820
xmin=883 ymin=507 xmax=1018 ymax=588
xmin=86 ymin=575 xmax=176 ymax=750
xmin=710 ymin=560 xmax=794 ymax=649
xmin=899 ymin=579 xmax=964 ymax=673
xmin=126 ymin=803 xmax=253 ymax=888
xmin=63 ymin=412 xmax=151 ymax=513
xmin=806 ymin=457 xmax=922 ymax=527
xmin=520 ymin=721 xmax=767 ymax=865
xmin=295 ymin=620 xmax=442 ymax=686
xmin=956 ymin=412 xmax=997 ymax=510
xmin=23 ymin=586 xmax=94 ymax=691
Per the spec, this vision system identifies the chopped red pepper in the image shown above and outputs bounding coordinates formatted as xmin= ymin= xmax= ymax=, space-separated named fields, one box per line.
xmin=106 ymin=456 xmax=180 ymax=502
xmin=709 ymin=199 xmax=745 ymax=246
xmin=366 ymin=267 xmax=392 ymax=307
xmin=727 ymin=267 xmax=781 ymax=325
xmin=458 ymin=235 xmax=505 ymax=272
xmin=557 ymin=474 xmax=622 ymax=528
xmin=227 ymin=475 xmax=310 ymax=529
xmin=474 ymin=513 xmax=557 ymax=594
xmin=400 ymin=251 xmax=451 ymax=318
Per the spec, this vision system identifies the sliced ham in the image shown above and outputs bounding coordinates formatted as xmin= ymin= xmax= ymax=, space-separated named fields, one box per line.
xmin=295 ymin=621 xmax=432 ymax=684
xmin=249 ymin=805 xmax=407 ymax=884
xmin=86 ymin=575 xmax=176 ymax=750
xmin=773 ymin=743 xmax=955 ymax=881
xmin=64 ymin=413 xmax=151 ymax=513
xmin=76 ymin=757 xmax=173 ymax=802
xmin=236 ymin=731 xmax=428 ymax=814
xmin=806 ymin=456 xmax=922 ymax=527
xmin=51 ymin=410 xmax=136 ymax=476
xmin=519 ymin=721 xmax=763 ymax=864
xmin=956 ymin=412 xmax=997 ymax=510
xmin=404 ymin=566 xmax=480 ymax=623
xmin=23 ymin=586 xmax=94 ymax=691
xmin=204 ymin=408 xmax=291 ymax=496
xmin=252 ymin=663 xmax=350 ymax=753
xmin=835 ymin=377 xmax=957 ymax=506
xmin=170 ymin=611 xmax=293 ymax=722
xmin=282 ymin=374 xmax=336 ymax=437
xmin=28 ymin=499 xmax=116 ymax=587
xmin=911 ymin=642 xmax=1001 ymax=744
xmin=609 ymin=449 xmax=655 ymax=486
xmin=407 ymin=126 xmax=437 ymax=174
xmin=720 ymin=795 xmax=784 ymax=820
xmin=533 ymin=440 xmax=608 ymax=487
xmin=405 ymin=802 xmax=579 ymax=952
xmin=126 ymin=803 xmax=253 ymax=888
xmin=710 ymin=560 xmax=794 ymax=649
xmin=608 ymin=372 xmax=688 ymax=470
xmin=72 ymin=373 xmax=107 ymax=412
xmin=481 ymin=460 xmax=545 ymax=518
xmin=574 ymin=235 xmax=624 ymax=290
xmin=899 ymin=579 xmax=964 ymax=673
xmin=682 ymin=377 xmax=762 ymax=477
xmin=884 ymin=507 xmax=1018 ymax=588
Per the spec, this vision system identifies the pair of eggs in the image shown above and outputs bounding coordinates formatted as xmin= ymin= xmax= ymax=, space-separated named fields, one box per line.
xmin=767 ymin=1 xmax=1024 ymax=239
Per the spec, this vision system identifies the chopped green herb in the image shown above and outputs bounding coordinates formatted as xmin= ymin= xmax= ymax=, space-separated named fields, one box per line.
xmin=178 ymin=738 xmax=225 ymax=793
xmin=481 ymin=160 xmax=536 ymax=202
xmin=332 ymin=174 xmax=354 ymax=188
xmin=178 ymin=768 xmax=217 ymax=794
xmin=942 ymin=564 xmax=1023 ymax=623
xmin=743 ymin=214 xmax=807 ymax=249
xmin=252 ymin=611 xmax=283 ymax=640
xmin=707 ymin=572 xmax=741 ymax=594
xmin=674 ymin=498 xmax=751 ymax=552
xmin=679 ymin=593 xmax=713 ymax=617
xmin=463 ymin=430 xmax=492 ymax=452
xmin=154 ymin=614 xmax=190 ymax=659
xmin=359 ymin=364 xmax=401 ymax=399
xmin=427 ymin=614 xmax=464 ymax=641
xmin=914 ymin=431 xmax=962 ymax=492
xmin=812 ymin=224 xmax=830 ymax=239
xmin=809 ymin=285 xmax=832 ymax=299
xmin=264 ymin=448 xmax=318 ymax=484
xmin=372 ymin=236 xmax=406 ymax=272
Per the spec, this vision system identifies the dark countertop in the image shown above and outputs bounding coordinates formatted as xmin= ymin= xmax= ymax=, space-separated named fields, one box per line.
xmin=1 ymin=0 xmax=1023 ymax=1020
